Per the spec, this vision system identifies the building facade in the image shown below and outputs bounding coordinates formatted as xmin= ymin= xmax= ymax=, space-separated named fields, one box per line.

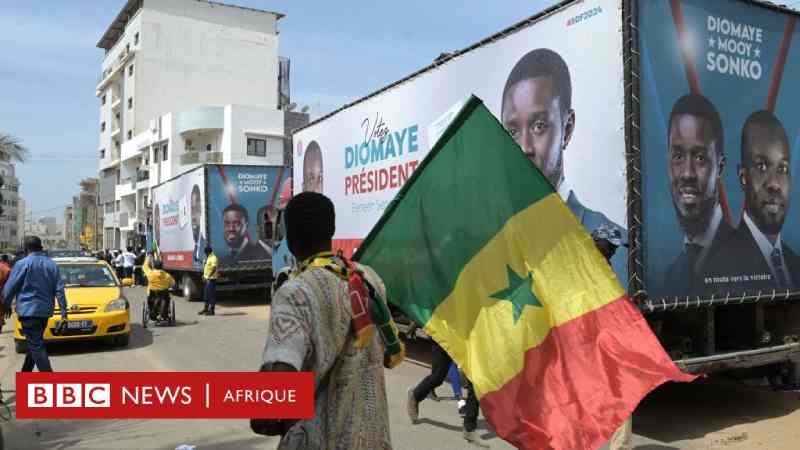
xmin=96 ymin=0 xmax=288 ymax=250
xmin=0 ymin=155 xmax=21 ymax=251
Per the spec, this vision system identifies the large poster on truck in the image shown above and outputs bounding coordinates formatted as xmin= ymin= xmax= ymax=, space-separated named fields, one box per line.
xmin=206 ymin=165 xmax=288 ymax=270
xmin=641 ymin=0 xmax=800 ymax=299
xmin=293 ymin=0 xmax=630 ymax=285
xmin=151 ymin=167 xmax=206 ymax=271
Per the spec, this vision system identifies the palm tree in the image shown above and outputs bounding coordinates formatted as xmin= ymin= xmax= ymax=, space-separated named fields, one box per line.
xmin=0 ymin=132 xmax=30 ymax=163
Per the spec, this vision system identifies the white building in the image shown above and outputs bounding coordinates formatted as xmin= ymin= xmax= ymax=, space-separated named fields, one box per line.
xmin=0 ymin=156 xmax=21 ymax=250
xmin=96 ymin=0 xmax=287 ymax=250
xmin=16 ymin=198 xmax=24 ymax=246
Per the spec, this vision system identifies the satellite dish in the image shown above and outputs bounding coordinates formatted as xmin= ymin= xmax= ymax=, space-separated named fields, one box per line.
xmin=300 ymin=105 xmax=310 ymax=113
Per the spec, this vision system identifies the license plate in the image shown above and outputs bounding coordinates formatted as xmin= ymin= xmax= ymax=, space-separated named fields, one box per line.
xmin=58 ymin=320 xmax=93 ymax=330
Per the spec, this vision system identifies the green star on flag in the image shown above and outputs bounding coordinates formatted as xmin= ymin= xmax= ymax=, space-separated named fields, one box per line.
xmin=490 ymin=265 xmax=542 ymax=324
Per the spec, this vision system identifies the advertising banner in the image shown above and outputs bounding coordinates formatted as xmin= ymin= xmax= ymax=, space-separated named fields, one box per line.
xmin=640 ymin=0 xmax=800 ymax=298
xmin=207 ymin=165 xmax=288 ymax=270
xmin=152 ymin=168 xmax=205 ymax=270
xmin=293 ymin=0 xmax=629 ymax=285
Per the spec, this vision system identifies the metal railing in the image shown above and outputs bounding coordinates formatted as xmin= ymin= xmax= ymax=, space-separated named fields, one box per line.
xmin=180 ymin=151 xmax=223 ymax=165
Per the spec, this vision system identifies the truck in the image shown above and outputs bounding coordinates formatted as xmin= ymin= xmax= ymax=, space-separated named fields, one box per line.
xmin=151 ymin=164 xmax=289 ymax=300
xmin=287 ymin=0 xmax=800 ymax=382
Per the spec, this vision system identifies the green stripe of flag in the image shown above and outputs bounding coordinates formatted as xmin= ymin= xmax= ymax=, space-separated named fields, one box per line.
xmin=355 ymin=96 xmax=554 ymax=327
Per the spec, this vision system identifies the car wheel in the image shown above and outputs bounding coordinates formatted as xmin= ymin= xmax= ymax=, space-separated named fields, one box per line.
xmin=14 ymin=339 xmax=27 ymax=354
xmin=113 ymin=334 xmax=130 ymax=347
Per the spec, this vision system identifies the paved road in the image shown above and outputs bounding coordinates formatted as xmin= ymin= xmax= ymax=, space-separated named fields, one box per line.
xmin=0 ymin=287 xmax=797 ymax=449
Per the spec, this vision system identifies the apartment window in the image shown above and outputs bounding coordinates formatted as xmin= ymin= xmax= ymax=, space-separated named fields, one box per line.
xmin=128 ymin=98 xmax=133 ymax=109
xmin=134 ymin=32 xmax=139 ymax=45
xmin=162 ymin=143 xmax=169 ymax=161
xmin=126 ymin=43 xmax=130 ymax=54
xmin=247 ymin=137 xmax=267 ymax=157
xmin=128 ymin=64 xmax=134 ymax=77
xmin=102 ymin=94 xmax=107 ymax=105
xmin=100 ymin=149 xmax=106 ymax=159
xmin=115 ymin=140 xmax=120 ymax=150
xmin=206 ymin=144 xmax=212 ymax=152
xmin=116 ymin=112 xmax=120 ymax=121
xmin=101 ymin=122 xmax=106 ymax=132
xmin=154 ymin=146 xmax=160 ymax=163
xmin=127 ymin=130 xmax=133 ymax=140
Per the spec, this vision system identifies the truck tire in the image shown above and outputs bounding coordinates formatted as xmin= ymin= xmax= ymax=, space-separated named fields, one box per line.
xmin=183 ymin=275 xmax=202 ymax=302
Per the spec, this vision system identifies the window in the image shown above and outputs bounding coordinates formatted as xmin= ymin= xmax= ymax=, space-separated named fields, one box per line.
xmin=162 ymin=143 xmax=168 ymax=161
xmin=127 ymin=130 xmax=133 ymax=140
xmin=102 ymin=94 xmax=107 ymax=105
xmin=134 ymin=32 xmax=139 ymax=45
xmin=154 ymin=146 xmax=160 ymax=163
xmin=206 ymin=144 xmax=212 ymax=152
xmin=247 ymin=137 xmax=267 ymax=157
xmin=128 ymin=65 xmax=134 ymax=77
xmin=100 ymin=149 xmax=106 ymax=159
xmin=115 ymin=140 xmax=120 ymax=150
xmin=128 ymin=98 xmax=133 ymax=109
xmin=101 ymin=122 xmax=106 ymax=132
xmin=126 ymin=43 xmax=130 ymax=54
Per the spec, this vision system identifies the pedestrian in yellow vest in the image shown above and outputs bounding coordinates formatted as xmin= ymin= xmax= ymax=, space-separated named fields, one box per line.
xmin=199 ymin=246 xmax=218 ymax=316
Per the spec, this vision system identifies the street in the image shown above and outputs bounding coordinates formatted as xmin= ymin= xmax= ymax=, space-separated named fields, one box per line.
xmin=0 ymin=287 xmax=797 ymax=450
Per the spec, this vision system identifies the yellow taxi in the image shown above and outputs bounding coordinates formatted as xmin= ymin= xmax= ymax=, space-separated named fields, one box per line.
xmin=13 ymin=257 xmax=131 ymax=353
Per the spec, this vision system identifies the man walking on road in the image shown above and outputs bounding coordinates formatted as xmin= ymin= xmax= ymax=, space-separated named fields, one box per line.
xmin=199 ymin=246 xmax=218 ymax=316
xmin=252 ymin=192 xmax=394 ymax=449
xmin=2 ymin=236 xmax=68 ymax=372
xmin=407 ymin=341 xmax=489 ymax=448
xmin=121 ymin=247 xmax=137 ymax=280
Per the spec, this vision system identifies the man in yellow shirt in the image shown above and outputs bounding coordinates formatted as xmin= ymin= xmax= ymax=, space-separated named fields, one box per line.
xmin=143 ymin=255 xmax=176 ymax=322
xmin=200 ymin=246 xmax=219 ymax=316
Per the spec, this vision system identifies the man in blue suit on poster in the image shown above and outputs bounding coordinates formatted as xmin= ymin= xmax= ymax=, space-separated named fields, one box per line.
xmin=501 ymin=48 xmax=628 ymax=287
xmin=662 ymin=94 xmax=735 ymax=296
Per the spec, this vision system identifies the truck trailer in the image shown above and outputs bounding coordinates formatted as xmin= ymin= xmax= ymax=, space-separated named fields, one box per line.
xmin=289 ymin=0 xmax=800 ymax=379
xmin=151 ymin=164 xmax=289 ymax=299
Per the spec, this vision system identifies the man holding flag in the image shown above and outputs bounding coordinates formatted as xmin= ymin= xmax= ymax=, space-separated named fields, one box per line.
xmin=356 ymin=96 xmax=694 ymax=450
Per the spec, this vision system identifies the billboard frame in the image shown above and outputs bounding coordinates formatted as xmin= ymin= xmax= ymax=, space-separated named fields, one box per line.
xmin=629 ymin=0 xmax=800 ymax=312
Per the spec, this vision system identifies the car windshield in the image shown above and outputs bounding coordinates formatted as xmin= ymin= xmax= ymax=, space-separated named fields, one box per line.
xmin=50 ymin=250 xmax=87 ymax=258
xmin=59 ymin=264 xmax=117 ymax=287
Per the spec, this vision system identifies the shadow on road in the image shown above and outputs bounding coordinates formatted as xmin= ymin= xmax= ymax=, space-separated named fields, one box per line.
xmin=45 ymin=323 xmax=153 ymax=356
xmin=634 ymin=376 xmax=797 ymax=443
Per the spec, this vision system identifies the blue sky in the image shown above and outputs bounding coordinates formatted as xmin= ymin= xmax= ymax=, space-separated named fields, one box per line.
xmin=0 ymin=0 xmax=558 ymax=219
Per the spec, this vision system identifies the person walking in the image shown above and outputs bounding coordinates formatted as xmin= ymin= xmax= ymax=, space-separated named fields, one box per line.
xmin=199 ymin=246 xmax=218 ymax=316
xmin=407 ymin=340 xmax=489 ymax=447
xmin=2 ymin=236 xmax=68 ymax=372
xmin=251 ymin=192 xmax=398 ymax=449
xmin=0 ymin=255 xmax=11 ymax=333
xmin=121 ymin=247 xmax=137 ymax=280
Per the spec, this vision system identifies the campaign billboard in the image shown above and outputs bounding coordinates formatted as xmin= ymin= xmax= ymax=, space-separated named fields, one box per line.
xmin=206 ymin=165 xmax=288 ymax=270
xmin=640 ymin=0 xmax=800 ymax=299
xmin=293 ymin=0 xmax=629 ymax=286
xmin=151 ymin=167 xmax=206 ymax=270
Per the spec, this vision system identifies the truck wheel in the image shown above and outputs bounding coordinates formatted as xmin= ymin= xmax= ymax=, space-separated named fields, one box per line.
xmin=183 ymin=276 xmax=202 ymax=302
xmin=14 ymin=339 xmax=27 ymax=354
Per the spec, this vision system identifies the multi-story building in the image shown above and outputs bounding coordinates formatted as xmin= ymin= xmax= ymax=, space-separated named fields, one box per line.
xmin=64 ymin=206 xmax=74 ymax=246
xmin=26 ymin=216 xmax=64 ymax=250
xmin=16 ymin=198 xmax=24 ymax=246
xmin=0 ymin=155 xmax=21 ymax=251
xmin=71 ymin=178 xmax=99 ymax=251
xmin=96 ymin=0 xmax=289 ymax=250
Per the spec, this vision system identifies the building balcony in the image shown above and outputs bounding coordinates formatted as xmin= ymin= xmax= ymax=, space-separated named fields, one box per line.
xmin=180 ymin=151 xmax=222 ymax=166
xmin=96 ymin=48 xmax=135 ymax=94
xmin=116 ymin=179 xmax=136 ymax=199
xmin=103 ymin=212 xmax=118 ymax=228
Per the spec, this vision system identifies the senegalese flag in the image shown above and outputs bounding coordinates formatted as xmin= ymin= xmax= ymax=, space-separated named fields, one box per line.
xmin=355 ymin=96 xmax=695 ymax=450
